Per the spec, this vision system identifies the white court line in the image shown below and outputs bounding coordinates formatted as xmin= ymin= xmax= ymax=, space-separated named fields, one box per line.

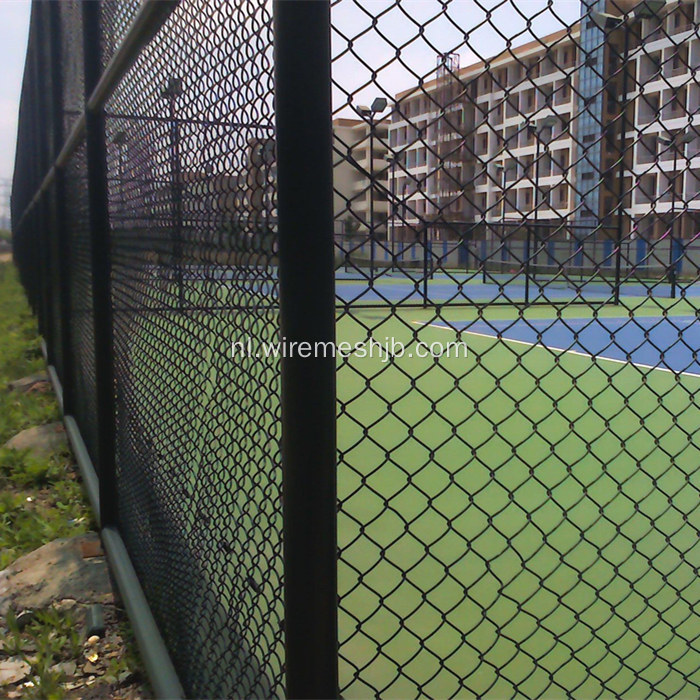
xmin=412 ymin=320 xmax=700 ymax=379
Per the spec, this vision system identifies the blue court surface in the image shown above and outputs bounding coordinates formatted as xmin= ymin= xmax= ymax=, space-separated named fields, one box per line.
xmin=335 ymin=270 xmax=700 ymax=304
xmin=424 ymin=315 xmax=700 ymax=377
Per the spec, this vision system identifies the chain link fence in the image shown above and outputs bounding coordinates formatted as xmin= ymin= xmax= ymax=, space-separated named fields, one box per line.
xmin=11 ymin=0 xmax=700 ymax=697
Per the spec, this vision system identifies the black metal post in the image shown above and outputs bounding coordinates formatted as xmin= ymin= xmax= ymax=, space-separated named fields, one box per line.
xmin=369 ymin=114 xmax=375 ymax=283
xmin=273 ymin=1 xmax=338 ymax=697
xmin=31 ymin=4 xmax=53 ymax=356
xmin=389 ymin=155 xmax=396 ymax=272
xmin=166 ymin=89 xmax=185 ymax=307
xmin=668 ymin=140 xmax=679 ymax=299
xmin=423 ymin=224 xmax=429 ymax=306
xmin=48 ymin=0 xmax=75 ymax=413
xmin=613 ymin=24 xmax=630 ymax=304
xmin=525 ymin=128 xmax=540 ymax=305
xmin=82 ymin=0 xmax=119 ymax=528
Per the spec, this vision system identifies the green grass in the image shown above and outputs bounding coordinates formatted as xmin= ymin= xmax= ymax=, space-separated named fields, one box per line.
xmin=0 ymin=263 xmax=91 ymax=568
xmin=2 ymin=604 xmax=145 ymax=700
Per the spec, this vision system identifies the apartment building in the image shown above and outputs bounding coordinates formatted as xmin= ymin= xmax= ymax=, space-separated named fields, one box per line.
xmin=333 ymin=117 xmax=389 ymax=235
xmin=622 ymin=0 xmax=700 ymax=240
xmin=387 ymin=27 xmax=580 ymax=241
xmin=385 ymin=0 xmax=700 ymax=244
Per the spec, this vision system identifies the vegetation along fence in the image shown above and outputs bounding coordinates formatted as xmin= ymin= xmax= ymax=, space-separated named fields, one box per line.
xmin=11 ymin=0 xmax=700 ymax=697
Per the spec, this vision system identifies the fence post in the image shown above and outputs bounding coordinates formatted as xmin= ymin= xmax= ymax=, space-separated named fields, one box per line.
xmin=47 ymin=0 xmax=74 ymax=412
xmin=30 ymin=4 xmax=53 ymax=358
xmin=273 ymin=1 xmax=338 ymax=697
xmin=81 ymin=0 xmax=118 ymax=528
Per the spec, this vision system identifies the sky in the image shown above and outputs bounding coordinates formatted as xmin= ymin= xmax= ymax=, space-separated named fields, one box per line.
xmin=331 ymin=0 xmax=581 ymax=118
xmin=0 ymin=0 xmax=30 ymax=183
xmin=0 ymin=0 xmax=581 ymax=185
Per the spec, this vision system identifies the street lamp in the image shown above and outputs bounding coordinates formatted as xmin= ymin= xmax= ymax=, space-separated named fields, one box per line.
xmin=112 ymin=130 xmax=127 ymax=210
xmin=384 ymin=151 xmax=405 ymax=271
xmin=657 ymin=129 xmax=694 ymax=298
xmin=162 ymin=76 xmax=184 ymax=307
xmin=493 ymin=161 xmax=517 ymax=280
xmin=590 ymin=0 xmax=665 ymax=27
xmin=357 ymin=97 xmax=388 ymax=282
xmin=590 ymin=1 xmax=666 ymax=303
xmin=523 ymin=115 xmax=558 ymax=303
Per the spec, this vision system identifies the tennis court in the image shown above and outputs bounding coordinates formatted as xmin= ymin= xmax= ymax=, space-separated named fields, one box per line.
xmin=425 ymin=314 xmax=700 ymax=376
xmin=336 ymin=269 xmax=700 ymax=305
xmin=337 ymin=302 xmax=700 ymax=697
xmin=116 ymin=271 xmax=700 ymax=697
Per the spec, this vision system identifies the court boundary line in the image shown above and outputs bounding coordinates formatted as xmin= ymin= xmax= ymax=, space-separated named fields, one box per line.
xmin=413 ymin=321 xmax=700 ymax=379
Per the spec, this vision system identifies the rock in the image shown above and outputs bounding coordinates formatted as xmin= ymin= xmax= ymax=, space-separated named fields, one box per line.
xmin=50 ymin=660 xmax=77 ymax=677
xmin=118 ymin=670 xmax=134 ymax=684
xmin=0 ymin=658 xmax=30 ymax=686
xmin=15 ymin=609 xmax=34 ymax=630
xmin=0 ymin=534 xmax=113 ymax=617
xmin=7 ymin=373 xmax=49 ymax=394
xmin=3 ymin=422 xmax=67 ymax=458
xmin=54 ymin=598 xmax=78 ymax=611
xmin=80 ymin=540 xmax=104 ymax=559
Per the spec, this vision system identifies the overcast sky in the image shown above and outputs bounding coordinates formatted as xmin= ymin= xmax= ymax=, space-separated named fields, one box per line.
xmin=0 ymin=0 xmax=30 ymax=182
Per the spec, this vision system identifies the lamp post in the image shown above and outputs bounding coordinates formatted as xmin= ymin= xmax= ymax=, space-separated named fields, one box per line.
xmin=524 ymin=115 xmax=557 ymax=303
xmin=162 ymin=76 xmax=184 ymax=307
xmin=112 ymin=130 xmax=127 ymax=211
xmin=385 ymin=152 xmax=402 ymax=271
xmin=493 ymin=161 xmax=516 ymax=281
xmin=591 ymin=0 xmax=666 ymax=304
xmin=658 ymin=130 xmax=693 ymax=298
xmin=357 ymin=97 xmax=388 ymax=282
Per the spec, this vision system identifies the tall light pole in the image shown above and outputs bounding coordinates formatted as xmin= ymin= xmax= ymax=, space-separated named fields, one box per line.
xmin=162 ymin=76 xmax=184 ymax=307
xmin=524 ymin=115 xmax=557 ymax=303
xmin=493 ymin=161 xmax=516 ymax=281
xmin=357 ymin=97 xmax=388 ymax=282
xmin=112 ymin=130 xmax=127 ymax=211
xmin=658 ymin=130 xmax=693 ymax=299
xmin=385 ymin=152 xmax=402 ymax=271
xmin=591 ymin=0 xmax=666 ymax=304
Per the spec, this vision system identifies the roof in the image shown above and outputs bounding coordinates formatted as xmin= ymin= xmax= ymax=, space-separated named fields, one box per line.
xmin=332 ymin=117 xmax=364 ymax=127
xmin=395 ymin=23 xmax=581 ymax=100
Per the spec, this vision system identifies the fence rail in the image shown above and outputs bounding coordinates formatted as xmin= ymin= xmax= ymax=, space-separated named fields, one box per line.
xmin=12 ymin=0 xmax=700 ymax=697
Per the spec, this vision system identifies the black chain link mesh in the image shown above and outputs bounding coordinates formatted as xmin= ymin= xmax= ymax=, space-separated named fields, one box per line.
xmin=100 ymin=0 xmax=141 ymax=69
xmin=67 ymin=142 xmax=100 ymax=464
xmin=11 ymin=0 xmax=700 ymax=696
xmin=104 ymin=1 xmax=282 ymax=697
xmin=333 ymin=0 xmax=700 ymax=696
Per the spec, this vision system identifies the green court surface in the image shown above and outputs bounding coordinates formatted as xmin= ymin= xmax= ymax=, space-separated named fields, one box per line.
xmin=336 ymin=302 xmax=700 ymax=698
xmin=117 ymin=276 xmax=700 ymax=697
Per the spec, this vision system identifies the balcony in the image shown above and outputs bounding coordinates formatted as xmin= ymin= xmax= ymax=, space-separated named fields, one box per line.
xmin=635 ymin=173 xmax=657 ymax=205
xmin=638 ymin=92 xmax=660 ymax=126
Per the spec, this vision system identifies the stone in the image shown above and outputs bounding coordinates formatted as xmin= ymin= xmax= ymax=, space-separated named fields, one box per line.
xmin=82 ymin=662 xmax=100 ymax=675
xmin=80 ymin=540 xmax=104 ymax=559
xmin=0 ymin=534 xmax=113 ymax=617
xmin=0 ymin=658 xmax=30 ymax=686
xmin=50 ymin=661 xmax=77 ymax=677
xmin=6 ymin=373 xmax=48 ymax=394
xmin=15 ymin=609 xmax=34 ymax=630
xmin=3 ymin=422 xmax=67 ymax=458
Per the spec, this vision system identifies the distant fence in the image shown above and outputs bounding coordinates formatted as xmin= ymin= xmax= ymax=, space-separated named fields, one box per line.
xmin=12 ymin=0 xmax=700 ymax=698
